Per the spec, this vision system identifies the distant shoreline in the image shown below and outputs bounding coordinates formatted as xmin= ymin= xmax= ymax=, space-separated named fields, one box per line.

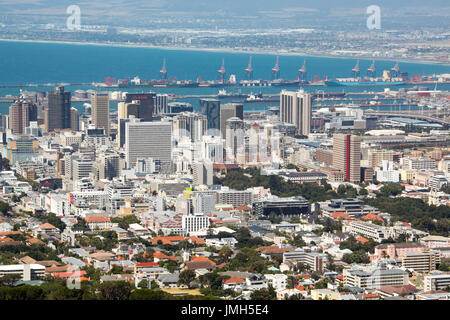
xmin=0 ymin=38 xmax=449 ymax=67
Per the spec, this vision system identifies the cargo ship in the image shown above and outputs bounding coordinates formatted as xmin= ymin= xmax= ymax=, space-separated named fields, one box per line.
xmin=244 ymin=93 xmax=279 ymax=103
xmin=117 ymin=76 xmax=199 ymax=88
xmin=325 ymin=78 xmax=405 ymax=86
xmin=217 ymin=89 xmax=247 ymax=99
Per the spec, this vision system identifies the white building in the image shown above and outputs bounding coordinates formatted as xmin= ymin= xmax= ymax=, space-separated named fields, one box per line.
xmin=0 ymin=264 xmax=45 ymax=281
xmin=424 ymin=274 xmax=450 ymax=291
xmin=182 ymin=213 xmax=211 ymax=234
xmin=125 ymin=120 xmax=172 ymax=171
xmin=201 ymin=135 xmax=224 ymax=163
xmin=376 ymin=160 xmax=400 ymax=183
xmin=265 ymin=274 xmax=288 ymax=291
xmin=343 ymin=268 xmax=409 ymax=289
xmin=401 ymin=157 xmax=436 ymax=170
xmin=344 ymin=220 xmax=395 ymax=242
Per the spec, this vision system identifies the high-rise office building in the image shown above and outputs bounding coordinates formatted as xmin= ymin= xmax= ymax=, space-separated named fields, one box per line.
xmin=72 ymin=157 xmax=94 ymax=181
xmin=124 ymin=93 xmax=155 ymax=121
xmin=91 ymin=92 xmax=110 ymax=135
xmin=280 ymin=89 xmax=311 ymax=136
xmin=125 ymin=120 xmax=172 ymax=171
xmin=118 ymin=101 xmax=140 ymax=121
xmin=156 ymin=94 xmax=169 ymax=115
xmin=220 ymin=103 xmax=243 ymax=139
xmin=9 ymin=101 xmax=30 ymax=134
xmin=225 ymin=117 xmax=246 ymax=162
xmin=173 ymin=112 xmax=207 ymax=142
xmin=199 ymin=99 xmax=220 ymax=132
xmin=45 ymin=86 xmax=71 ymax=132
xmin=0 ymin=114 xmax=9 ymax=133
xmin=333 ymin=134 xmax=361 ymax=183
xmin=70 ymin=107 xmax=79 ymax=131
xmin=192 ymin=161 xmax=213 ymax=186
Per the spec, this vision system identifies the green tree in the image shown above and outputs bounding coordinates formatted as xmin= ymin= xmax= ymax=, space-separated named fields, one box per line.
xmin=0 ymin=274 xmax=21 ymax=286
xmin=249 ymin=286 xmax=276 ymax=300
xmin=178 ymin=269 xmax=196 ymax=287
xmin=138 ymin=279 xmax=149 ymax=289
xmin=0 ymin=201 xmax=12 ymax=214
xmin=97 ymin=281 xmax=132 ymax=300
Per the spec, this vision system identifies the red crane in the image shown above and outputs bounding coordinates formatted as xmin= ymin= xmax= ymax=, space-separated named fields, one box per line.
xmin=391 ymin=61 xmax=400 ymax=77
xmin=271 ymin=56 xmax=280 ymax=79
xmin=160 ymin=57 xmax=167 ymax=80
xmin=352 ymin=59 xmax=360 ymax=78
xmin=298 ymin=58 xmax=307 ymax=81
xmin=245 ymin=55 xmax=253 ymax=80
xmin=217 ymin=58 xmax=226 ymax=82
xmin=367 ymin=59 xmax=376 ymax=77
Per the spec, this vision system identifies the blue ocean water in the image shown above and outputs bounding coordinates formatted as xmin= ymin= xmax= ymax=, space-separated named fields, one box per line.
xmin=0 ymin=40 xmax=449 ymax=113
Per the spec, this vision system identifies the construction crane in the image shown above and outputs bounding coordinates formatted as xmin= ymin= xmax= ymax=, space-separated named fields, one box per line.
xmin=217 ymin=58 xmax=226 ymax=82
xmin=298 ymin=58 xmax=307 ymax=82
xmin=391 ymin=61 xmax=400 ymax=77
xmin=160 ymin=57 xmax=167 ymax=80
xmin=367 ymin=59 xmax=376 ymax=77
xmin=351 ymin=59 xmax=360 ymax=78
xmin=245 ymin=55 xmax=253 ymax=80
xmin=271 ymin=56 xmax=280 ymax=80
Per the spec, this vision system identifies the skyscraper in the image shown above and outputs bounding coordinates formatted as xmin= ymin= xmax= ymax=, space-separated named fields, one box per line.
xmin=225 ymin=117 xmax=246 ymax=163
xmin=173 ymin=112 xmax=207 ymax=142
xmin=156 ymin=94 xmax=169 ymax=115
xmin=124 ymin=93 xmax=155 ymax=121
xmin=118 ymin=101 xmax=140 ymax=121
xmin=70 ymin=107 xmax=79 ymax=131
xmin=280 ymin=89 xmax=311 ymax=136
xmin=220 ymin=103 xmax=243 ymax=139
xmin=45 ymin=86 xmax=71 ymax=132
xmin=125 ymin=120 xmax=172 ymax=171
xmin=9 ymin=101 xmax=29 ymax=134
xmin=91 ymin=92 xmax=110 ymax=135
xmin=199 ymin=99 xmax=220 ymax=132
xmin=192 ymin=161 xmax=213 ymax=186
xmin=333 ymin=134 xmax=361 ymax=183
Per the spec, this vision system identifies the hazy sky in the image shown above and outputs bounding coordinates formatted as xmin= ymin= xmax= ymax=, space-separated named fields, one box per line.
xmin=2 ymin=0 xmax=449 ymax=15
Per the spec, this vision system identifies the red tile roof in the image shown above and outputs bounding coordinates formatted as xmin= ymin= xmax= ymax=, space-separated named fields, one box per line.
xmin=52 ymin=270 xmax=87 ymax=278
xmin=187 ymin=236 xmax=205 ymax=245
xmin=356 ymin=237 xmax=369 ymax=243
xmin=331 ymin=212 xmax=350 ymax=220
xmin=27 ymin=238 xmax=45 ymax=245
xmin=0 ymin=231 xmax=22 ymax=236
xmin=223 ymin=277 xmax=245 ymax=284
xmin=361 ymin=213 xmax=384 ymax=222
xmin=363 ymin=293 xmax=379 ymax=298
xmin=256 ymin=246 xmax=293 ymax=254
xmin=153 ymin=252 xmax=179 ymax=261
xmin=39 ymin=223 xmax=57 ymax=230
xmin=136 ymin=262 xmax=159 ymax=267
xmin=85 ymin=216 xmax=110 ymax=223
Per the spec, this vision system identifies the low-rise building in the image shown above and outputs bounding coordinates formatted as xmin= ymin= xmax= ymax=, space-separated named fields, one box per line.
xmin=84 ymin=216 xmax=112 ymax=231
xmin=424 ymin=274 xmax=450 ymax=291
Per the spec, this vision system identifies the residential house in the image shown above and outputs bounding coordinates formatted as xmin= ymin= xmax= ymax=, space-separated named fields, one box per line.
xmin=84 ymin=216 xmax=112 ymax=231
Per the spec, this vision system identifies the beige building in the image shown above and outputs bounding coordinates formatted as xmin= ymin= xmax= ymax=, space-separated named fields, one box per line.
xmin=401 ymin=251 xmax=440 ymax=273
xmin=369 ymin=150 xmax=402 ymax=168
xmin=332 ymin=134 xmax=361 ymax=183
xmin=399 ymin=169 xmax=415 ymax=182
xmin=280 ymin=89 xmax=311 ymax=136
xmin=91 ymin=92 xmax=110 ymax=135
xmin=311 ymin=289 xmax=340 ymax=300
